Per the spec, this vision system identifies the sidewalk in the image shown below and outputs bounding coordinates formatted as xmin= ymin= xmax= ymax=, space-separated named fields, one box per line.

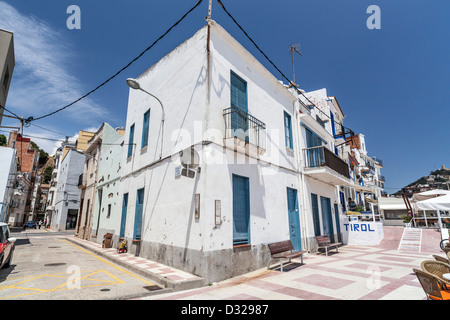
xmin=65 ymin=236 xmax=205 ymax=292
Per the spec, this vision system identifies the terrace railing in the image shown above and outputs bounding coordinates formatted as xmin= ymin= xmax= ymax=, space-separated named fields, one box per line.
xmin=303 ymin=146 xmax=351 ymax=179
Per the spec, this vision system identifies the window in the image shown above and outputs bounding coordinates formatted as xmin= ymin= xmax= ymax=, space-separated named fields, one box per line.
xmin=127 ymin=124 xmax=135 ymax=158
xmin=284 ymin=111 xmax=293 ymax=149
xmin=230 ymin=70 xmax=247 ymax=112
xmin=141 ymin=109 xmax=150 ymax=148
xmin=107 ymin=204 xmax=111 ymax=218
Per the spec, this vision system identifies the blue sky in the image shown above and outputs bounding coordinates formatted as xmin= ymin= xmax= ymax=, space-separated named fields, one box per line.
xmin=0 ymin=0 xmax=449 ymax=194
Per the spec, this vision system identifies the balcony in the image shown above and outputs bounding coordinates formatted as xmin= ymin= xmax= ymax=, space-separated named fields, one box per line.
xmin=223 ymin=107 xmax=266 ymax=156
xmin=379 ymin=175 xmax=386 ymax=182
xmin=371 ymin=157 xmax=383 ymax=167
xmin=303 ymin=146 xmax=351 ymax=185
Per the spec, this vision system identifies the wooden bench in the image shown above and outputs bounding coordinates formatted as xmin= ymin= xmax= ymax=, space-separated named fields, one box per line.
xmin=267 ymin=240 xmax=306 ymax=272
xmin=315 ymin=235 xmax=341 ymax=256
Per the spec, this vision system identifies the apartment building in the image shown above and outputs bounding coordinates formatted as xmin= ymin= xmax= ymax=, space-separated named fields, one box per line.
xmin=76 ymin=123 xmax=125 ymax=241
xmin=48 ymin=131 xmax=94 ymax=231
xmin=0 ymin=146 xmax=17 ymax=222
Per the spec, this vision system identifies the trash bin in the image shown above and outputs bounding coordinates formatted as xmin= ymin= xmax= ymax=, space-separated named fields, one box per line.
xmin=102 ymin=233 xmax=113 ymax=248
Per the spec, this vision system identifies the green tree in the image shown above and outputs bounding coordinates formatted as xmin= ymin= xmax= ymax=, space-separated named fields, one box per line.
xmin=0 ymin=134 xmax=6 ymax=146
xmin=43 ymin=166 xmax=53 ymax=184
xmin=30 ymin=140 xmax=49 ymax=167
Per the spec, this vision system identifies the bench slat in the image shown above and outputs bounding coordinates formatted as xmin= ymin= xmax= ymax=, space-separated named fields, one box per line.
xmin=268 ymin=240 xmax=306 ymax=271
xmin=315 ymin=235 xmax=341 ymax=256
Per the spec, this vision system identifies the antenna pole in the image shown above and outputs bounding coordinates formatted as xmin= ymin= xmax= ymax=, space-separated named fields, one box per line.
xmin=289 ymin=44 xmax=302 ymax=86
xmin=290 ymin=48 xmax=295 ymax=83
xmin=208 ymin=0 xmax=212 ymax=20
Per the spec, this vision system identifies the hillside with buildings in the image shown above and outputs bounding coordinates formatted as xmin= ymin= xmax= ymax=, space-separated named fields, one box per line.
xmin=393 ymin=165 xmax=450 ymax=197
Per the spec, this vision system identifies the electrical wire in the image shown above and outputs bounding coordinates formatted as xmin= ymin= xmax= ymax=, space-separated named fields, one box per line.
xmin=29 ymin=123 xmax=70 ymax=137
xmin=216 ymin=0 xmax=354 ymax=137
xmin=28 ymin=0 xmax=204 ymax=123
xmin=0 ymin=103 xmax=21 ymax=120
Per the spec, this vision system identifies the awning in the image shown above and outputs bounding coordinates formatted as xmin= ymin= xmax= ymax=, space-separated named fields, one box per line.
xmin=411 ymin=190 xmax=450 ymax=202
xmin=415 ymin=194 xmax=450 ymax=211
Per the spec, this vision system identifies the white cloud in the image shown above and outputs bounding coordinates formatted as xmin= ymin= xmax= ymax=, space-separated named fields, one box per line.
xmin=0 ymin=1 xmax=110 ymax=123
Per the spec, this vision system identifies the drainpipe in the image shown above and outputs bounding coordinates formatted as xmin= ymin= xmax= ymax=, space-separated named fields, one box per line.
xmin=293 ymin=96 xmax=310 ymax=252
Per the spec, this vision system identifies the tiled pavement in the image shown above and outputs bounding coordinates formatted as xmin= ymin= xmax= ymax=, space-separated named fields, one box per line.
xmin=63 ymin=226 xmax=445 ymax=300
xmin=133 ymin=227 xmax=444 ymax=300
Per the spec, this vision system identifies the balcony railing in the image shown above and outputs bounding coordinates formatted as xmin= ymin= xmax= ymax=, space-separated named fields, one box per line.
xmin=303 ymin=146 xmax=351 ymax=179
xmin=371 ymin=156 xmax=383 ymax=166
xmin=223 ymin=107 xmax=266 ymax=150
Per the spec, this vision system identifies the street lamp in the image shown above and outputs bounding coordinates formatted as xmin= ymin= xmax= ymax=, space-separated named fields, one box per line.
xmin=126 ymin=78 xmax=165 ymax=159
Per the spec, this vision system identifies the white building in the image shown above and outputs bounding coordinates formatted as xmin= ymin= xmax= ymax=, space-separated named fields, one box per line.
xmin=45 ymin=147 xmax=63 ymax=227
xmin=117 ymin=19 xmax=373 ymax=283
xmin=51 ymin=145 xmax=85 ymax=231
xmin=0 ymin=146 xmax=17 ymax=222
xmin=8 ymin=172 xmax=31 ymax=227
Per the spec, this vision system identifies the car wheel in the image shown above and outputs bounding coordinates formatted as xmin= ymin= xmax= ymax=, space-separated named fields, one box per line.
xmin=3 ymin=250 xmax=13 ymax=268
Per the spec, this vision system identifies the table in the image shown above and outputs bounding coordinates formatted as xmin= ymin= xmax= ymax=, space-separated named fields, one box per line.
xmin=443 ymin=273 xmax=450 ymax=281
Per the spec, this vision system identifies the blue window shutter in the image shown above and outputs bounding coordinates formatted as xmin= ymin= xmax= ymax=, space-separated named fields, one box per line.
xmin=128 ymin=124 xmax=135 ymax=157
xmin=232 ymin=174 xmax=250 ymax=245
xmin=230 ymin=71 xmax=247 ymax=113
xmin=134 ymin=188 xmax=144 ymax=240
xmin=120 ymin=193 xmax=128 ymax=238
xmin=284 ymin=112 xmax=293 ymax=149
xmin=330 ymin=111 xmax=336 ymax=136
xmin=142 ymin=109 xmax=150 ymax=148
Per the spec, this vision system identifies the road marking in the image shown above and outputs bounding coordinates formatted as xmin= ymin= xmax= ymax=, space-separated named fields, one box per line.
xmin=61 ymin=239 xmax=156 ymax=286
xmin=0 ymin=270 xmax=124 ymax=300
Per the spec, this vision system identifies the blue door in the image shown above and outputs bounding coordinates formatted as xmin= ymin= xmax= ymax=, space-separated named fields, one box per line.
xmin=232 ymin=174 xmax=250 ymax=246
xmin=311 ymin=193 xmax=321 ymax=236
xmin=334 ymin=203 xmax=341 ymax=242
xmin=320 ymin=196 xmax=334 ymax=237
xmin=287 ymin=188 xmax=302 ymax=251
xmin=119 ymin=193 xmax=128 ymax=238
xmin=134 ymin=188 xmax=144 ymax=240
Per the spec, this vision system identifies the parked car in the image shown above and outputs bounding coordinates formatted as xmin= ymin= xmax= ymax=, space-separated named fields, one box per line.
xmin=23 ymin=221 xmax=37 ymax=229
xmin=0 ymin=222 xmax=16 ymax=269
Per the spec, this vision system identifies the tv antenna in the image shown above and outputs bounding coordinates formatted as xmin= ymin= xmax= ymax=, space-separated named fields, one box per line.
xmin=289 ymin=43 xmax=302 ymax=85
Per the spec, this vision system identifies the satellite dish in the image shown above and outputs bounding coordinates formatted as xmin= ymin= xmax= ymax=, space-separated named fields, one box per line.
xmin=180 ymin=147 xmax=200 ymax=170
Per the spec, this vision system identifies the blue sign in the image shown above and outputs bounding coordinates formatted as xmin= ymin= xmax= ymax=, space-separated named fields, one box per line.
xmin=343 ymin=223 xmax=375 ymax=232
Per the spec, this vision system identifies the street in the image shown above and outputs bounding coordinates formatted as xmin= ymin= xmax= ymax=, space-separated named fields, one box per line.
xmin=0 ymin=228 xmax=166 ymax=300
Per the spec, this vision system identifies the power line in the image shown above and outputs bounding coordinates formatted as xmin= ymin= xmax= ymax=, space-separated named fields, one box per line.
xmin=0 ymin=103 xmax=21 ymax=120
xmin=29 ymin=123 xmax=70 ymax=137
xmin=28 ymin=0 xmax=204 ymax=123
xmin=216 ymin=0 xmax=354 ymax=137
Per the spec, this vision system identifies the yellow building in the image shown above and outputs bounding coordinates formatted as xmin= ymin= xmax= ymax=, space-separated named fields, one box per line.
xmin=62 ymin=130 xmax=95 ymax=161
